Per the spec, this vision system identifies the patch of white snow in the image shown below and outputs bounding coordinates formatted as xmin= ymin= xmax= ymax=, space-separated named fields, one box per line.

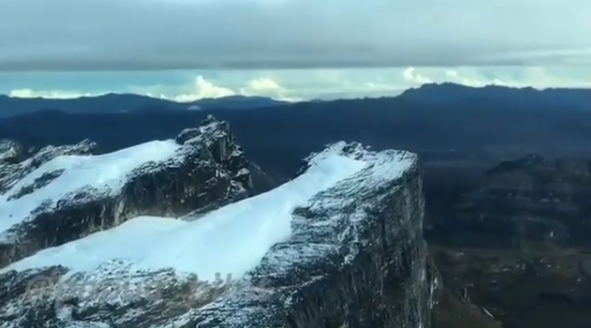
xmin=0 ymin=140 xmax=182 ymax=236
xmin=1 ymin=150 xmax=366 ymax=284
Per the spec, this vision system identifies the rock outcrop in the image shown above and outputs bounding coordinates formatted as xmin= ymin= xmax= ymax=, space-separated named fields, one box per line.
xmin=432 ymin=154 xmax=591 ymax=247
xmin=0 ymin=115 xmax=259 ymax=268
xmin=0 ymin=138 xmax=98 ymax=193
xmin=0 ymin=142 xmax=435 ymax=328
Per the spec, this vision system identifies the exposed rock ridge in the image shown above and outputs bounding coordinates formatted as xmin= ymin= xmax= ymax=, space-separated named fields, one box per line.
xmin=0 ymin=141 xmax=432 ymax=328
xmin=0 ymin=115 xmax=257 ymax=269
xmin=0 ymin=139 xmax=98 ymax=194
xmin=443 ymin=153 xmax=591 ymax=247
xmin=182 ymin=142 xmax=435 ymax=328
xmin=0 ymin=140 xmax=24 ymax=165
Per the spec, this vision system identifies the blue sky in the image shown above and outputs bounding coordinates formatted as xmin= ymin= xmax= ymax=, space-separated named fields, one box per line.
xmin=0 ymin=0 xmax=590 ymax=100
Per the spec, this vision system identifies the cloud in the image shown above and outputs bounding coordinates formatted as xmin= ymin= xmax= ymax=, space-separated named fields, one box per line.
xmin=7 ymin=75 xmax=301 ymax=102
xmin=6 ymin=67 xmax=591 ymax=102
xmin=8 ymin=89 xmax=97 ymax=99
xmin=161 ymin=76 xmax=236 ymax=102
xmin=0 ymin=0 xmax=590 ymax=71
xmin=402 ymin=68 xmax=433 ymax=85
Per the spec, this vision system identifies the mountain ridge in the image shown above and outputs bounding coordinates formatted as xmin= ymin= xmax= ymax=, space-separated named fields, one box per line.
xmin=399 ymin=82 xmax=591 ymax=110
xmin=0 ymin=93 xmax=290 ymax=117
xmin=3 ymin=82 xmax=591 ymax=118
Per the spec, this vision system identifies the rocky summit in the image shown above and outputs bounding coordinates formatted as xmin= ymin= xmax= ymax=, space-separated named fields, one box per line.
xmin=0 ymin=118 xmax=439 ymax=328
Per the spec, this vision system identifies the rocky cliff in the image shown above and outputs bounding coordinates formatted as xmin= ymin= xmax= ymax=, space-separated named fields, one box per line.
xmin=0 ymin=115 xmax=260 ymax=269
xmin=432 ymin=154 xmax=591 ymax=248
xmin=0 ymin=141 xmax=436 ymax=328
xmin=185 ymin=142 xmax=435 ymax=328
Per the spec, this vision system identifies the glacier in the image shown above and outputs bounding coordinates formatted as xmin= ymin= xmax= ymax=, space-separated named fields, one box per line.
xmin=1 ymin=146 xmax=370 ymax=282
xmin=0 ymin=119 xmax=432 ymax=328
xmin=0 ymin=139 xmax=182 ymax=237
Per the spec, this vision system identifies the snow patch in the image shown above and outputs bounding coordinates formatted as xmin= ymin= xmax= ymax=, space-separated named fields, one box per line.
xmin=0 ymin=140 xmax=182 ymax=236
xmin=1 ymin=147 xmax=367 ymax=285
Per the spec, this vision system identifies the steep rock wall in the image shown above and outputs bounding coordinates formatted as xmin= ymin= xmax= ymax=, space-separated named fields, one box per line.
xmin=184 ymin=143 xmax=436 ymax=328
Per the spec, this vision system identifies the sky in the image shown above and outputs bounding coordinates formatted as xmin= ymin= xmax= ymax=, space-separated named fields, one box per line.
xmin=1 ymin=0 xmax=590 ymax=101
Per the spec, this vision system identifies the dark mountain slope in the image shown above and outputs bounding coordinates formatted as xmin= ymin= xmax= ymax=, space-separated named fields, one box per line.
xmin=0 ymin=93 xmax=287 ymax=117
xmin=401 ymin=83 xmax=591 ymax=111
xmin=2 ymin=91 xmax=591 ymax=177
xmin=3 ymin=83 xmax=591 ymax=328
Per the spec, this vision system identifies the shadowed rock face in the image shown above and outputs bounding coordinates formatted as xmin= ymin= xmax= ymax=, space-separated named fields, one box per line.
xmin=0 ymin=142 xmax=436 ymax=328
xmin=433 ymin=154 xmax=591 ymax=248
xmin=0 ymin=115 xmax=260 ymax=269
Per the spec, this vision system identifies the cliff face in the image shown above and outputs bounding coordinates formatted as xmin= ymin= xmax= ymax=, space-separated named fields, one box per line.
xmin=0 ymin=115 xmax=259 ymax=269
xmin=433 ymin=154 xmax=591 ymax=247
xmin=177 ymin=143 xmax=435 ymax=328
xmin=0 ymin=142 xmax=436 ymax=328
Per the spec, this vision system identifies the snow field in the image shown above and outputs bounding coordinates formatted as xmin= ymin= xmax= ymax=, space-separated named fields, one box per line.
xmin=1 ymin=147 xmax=367 ymax=286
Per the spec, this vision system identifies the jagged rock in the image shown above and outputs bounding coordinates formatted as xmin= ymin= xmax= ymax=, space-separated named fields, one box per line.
xmin=0 ymin=139 xmax=98 ymax=194
xmin=0 ymin=115 xmax=258 ymax=269
xmin=434 ymin=153 xmax=591 ymax=247
xmin=0 ymin=140 xmax=24 ymax=165
xmin=0 ymin=142 xmax=434 ymax=328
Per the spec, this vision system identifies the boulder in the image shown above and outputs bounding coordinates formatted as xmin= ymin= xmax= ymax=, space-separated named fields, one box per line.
xmin=0 ymin=142 xmax=436 ymax=328
xmin=0 ymin=115 xmax=258 ymax=268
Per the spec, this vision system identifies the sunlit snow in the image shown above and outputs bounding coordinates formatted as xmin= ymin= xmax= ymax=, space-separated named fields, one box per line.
xmin=1 ymin=149 xmax=367 ymax=282
xmin=0 ymin=140 xmax=182 ymax=236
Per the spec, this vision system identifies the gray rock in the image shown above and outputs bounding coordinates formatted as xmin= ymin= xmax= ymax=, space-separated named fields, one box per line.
xmin=0 ymin=115 xmax=257 ymax=269
xmin=0 ymin=142 xmax=433 ymax=328
xmin=0 ymin=140 xmax=24 ymax=165
xmin=0 ymin=139 xmax=98 ymax=194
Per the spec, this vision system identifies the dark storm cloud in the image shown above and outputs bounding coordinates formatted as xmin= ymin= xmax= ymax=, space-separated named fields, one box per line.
xmin=0 ymin=0 xmax=589 ymax=71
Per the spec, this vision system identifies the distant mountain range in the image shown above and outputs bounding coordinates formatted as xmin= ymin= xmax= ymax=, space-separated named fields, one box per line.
xmin=399 ymin=82 xmax=591 ymax=110
xmin=0 ymin=94 xmax=290 ymax=118
xmin=2 ymin=83 xmax=591 ymax=119
xmin=3 ymin=81 xmax=591 ymax=170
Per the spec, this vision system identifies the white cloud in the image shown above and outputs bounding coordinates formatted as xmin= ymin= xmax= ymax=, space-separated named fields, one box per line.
xmin=8 ymin=89 xmax=99 ymax=99
xmin=241 ymin=78 xmax=285 ymax=96
xmin=6 ymin=75 xmax=300 ymax=101
xmin=402 ymin=67 xmax=433 ymax=85
xmin=5 ymin=67 xmax=591 ymax=101
xmin=0 ymin=0 xmax=590 ymax=71
xmin=157 ymin=76 xmax=236 ymax=102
